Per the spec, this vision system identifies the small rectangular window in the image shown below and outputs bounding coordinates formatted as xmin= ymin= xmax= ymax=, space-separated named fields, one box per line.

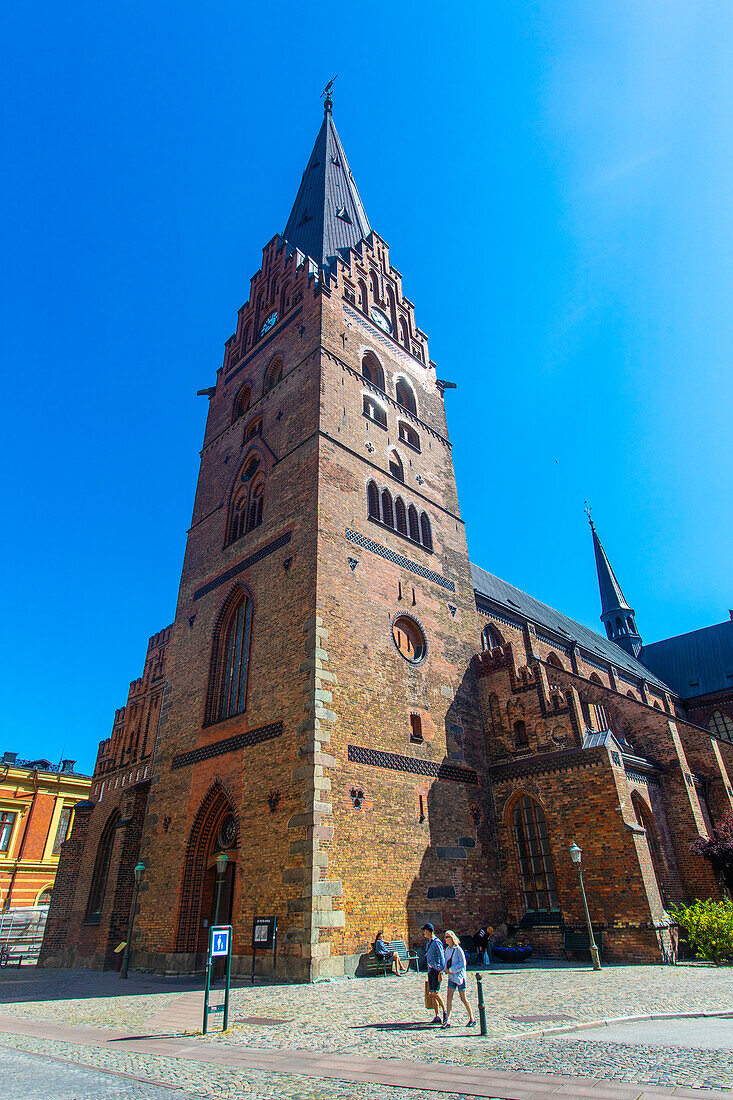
xmin=0 ymin=811 xmax=17 ymax=854
xmin=410 ymin=714 xmax=423 ymax=743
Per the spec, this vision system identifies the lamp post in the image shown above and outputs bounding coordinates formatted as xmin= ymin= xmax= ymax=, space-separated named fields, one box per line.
xmin=213 ymin=851 xmax=228 ymax=926
xmin=120 ymin=861 xmax=146 ymax=980
xmin=569 ymin=843 xmax=601 ymax=971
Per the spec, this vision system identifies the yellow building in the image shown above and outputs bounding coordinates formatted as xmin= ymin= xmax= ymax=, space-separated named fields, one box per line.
xmin=0 ymin=752 xmax=91 ymax=910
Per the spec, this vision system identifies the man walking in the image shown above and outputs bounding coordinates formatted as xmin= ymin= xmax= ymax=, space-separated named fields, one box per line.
xmin=421 ymin=922 xmax=447 ymax=1026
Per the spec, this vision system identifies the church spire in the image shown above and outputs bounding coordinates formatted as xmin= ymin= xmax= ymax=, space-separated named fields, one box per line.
xmin=283 ymin=99 xmax=371 ymax=274
xmin=588 ymin=512 xmax=643 ymax=658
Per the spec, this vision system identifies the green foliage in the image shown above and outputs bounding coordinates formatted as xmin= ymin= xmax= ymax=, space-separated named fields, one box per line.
xmin=670 ymin=898 xmax=733 ymax=965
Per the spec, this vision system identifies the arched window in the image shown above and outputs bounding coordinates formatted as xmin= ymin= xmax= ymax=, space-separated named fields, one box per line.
xmin=408 ymin=504 xmax=420 ymax=542
xmin=632 ymin=792 xmax=668 ymax=904
xmin=709 ymin=711 xmax=733 ymax=743
xmin=395 ymin=497 xmax=407 ymax=535
xmin=36 ymin=887 xmax=53 ymax=906
xmin=627 ymin=616 xmax=636 ymax=633
xmin=357 ymin=279 xmax=368 ymax=311
xmin=280 ymin=283 xmax=290 ymax=315
xmin=605 ymin=622 xmax=613 ymax=639
xmin=242 ymin=320 xmax=251 ymax=350
xmin=389 ymin=450 xmax=404 ymax=481
xmin=227 ymin=455 xmax=265 ymax=544
xmin=616 ymin=616 xmax=624 ymax=635
xmin=481 ymin=623 xmax=504 ymax=651
xmin=547 ymin=652 xmax=564 ymax=669
xmin=395 ymin=377 xmax=417 ymax=416
xmin=248 ymin=481 xmax=264 ymax=531
xmin=233 ymin=384 xmax=251 ymax=423
xmin=363 ymin=394 xmax=387 ymax=427
xmin=263 ymin=355 xmax=283 ymax=395
xmin=514 ymin=720 xmax=529 ymax=747
xmin=369 ymin=269 xmax=380 ymax=303
xmin=381 ymin=489 xmax=394 ymax=528
xmin=362 ymin=352 xmax=385 ymax=391
xmin=217 ymin=591 xmax=252 ymax=720
xmin=511 ymin=796 xmax=559 ymax=913
xmin=244 ymin=416 xmax=262 ymax=442
xmin=367 ymin=480 xmax=380 ymax=519
xmin=399 ymin=317 xmax=410 ymax=349
xmin=386 ymin=284 xmax=397 ymax=332
xmin=589 ymin=673 xmax=603 ymax=685
xmin=398 ymin=421 xmax=420 ymax=451
xmin=85 ymin=811 xmax=119 ymax=921
xmin=420 ymin=512 xmax=433 ymax=550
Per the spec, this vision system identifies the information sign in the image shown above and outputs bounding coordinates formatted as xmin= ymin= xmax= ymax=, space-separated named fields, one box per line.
xmin=212 ymin=928 xmax=230 ymax=957
xmin=203 ymin=924 xmax=232 ymax=1035
xmin=250 ymin=915 xmax=277 ymax=984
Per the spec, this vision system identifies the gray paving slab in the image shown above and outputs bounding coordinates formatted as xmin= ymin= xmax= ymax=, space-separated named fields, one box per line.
xmin=561 ymin=1016 xmax=733 ymax=1049
xmin=0 ymin=1043 xmax=200 ymax=1099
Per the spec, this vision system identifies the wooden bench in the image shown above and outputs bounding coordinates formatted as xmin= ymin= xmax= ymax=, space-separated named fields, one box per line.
xmin=563 ymin=930 xmax=603 ymax=960
xmin=363 ymin=940 xmax=419 ymax=976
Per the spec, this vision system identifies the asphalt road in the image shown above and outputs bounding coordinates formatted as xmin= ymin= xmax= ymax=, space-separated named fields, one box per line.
xmin=562 ymin=1016 xmax=733 ymax=1049
xmin=0 ymin=1044 xmax=201 ymax=1099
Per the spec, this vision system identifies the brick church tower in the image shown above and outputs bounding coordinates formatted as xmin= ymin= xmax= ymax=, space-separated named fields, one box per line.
xmin=117 ymin=97 xmax=501 ymax=980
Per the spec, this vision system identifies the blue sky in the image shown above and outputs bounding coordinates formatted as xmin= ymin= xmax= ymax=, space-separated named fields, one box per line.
xmin=2 ymin=2 xmax=731 ymax=773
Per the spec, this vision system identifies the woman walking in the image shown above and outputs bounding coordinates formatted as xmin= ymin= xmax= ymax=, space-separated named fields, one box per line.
xmin=442 ymin=929 xmax=475 ymax=1028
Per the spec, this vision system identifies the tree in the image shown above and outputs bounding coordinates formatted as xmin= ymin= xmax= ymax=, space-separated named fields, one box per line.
xmin=670 ymin=898 xmax=733 ymax=965
xmin=691 ymin=810 xmax=733 ymax=893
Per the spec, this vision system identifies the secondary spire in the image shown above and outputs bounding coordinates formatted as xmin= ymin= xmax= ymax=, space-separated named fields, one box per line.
xmin=588 ymin=510 xmax=643 ymax=658
xmin=283 ymin=92 xmax=371 ymax=274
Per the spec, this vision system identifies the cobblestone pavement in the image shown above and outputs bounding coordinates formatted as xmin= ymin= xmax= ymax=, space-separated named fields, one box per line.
xmin=0 ymin=1034 xmax=472 ymax=1100
xmin=0 ymin=963 xmax=731 ymax=1095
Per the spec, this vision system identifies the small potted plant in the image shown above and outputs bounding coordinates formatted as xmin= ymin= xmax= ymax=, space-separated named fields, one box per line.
xmin=492 ymin=936 xmax=533 ymax=963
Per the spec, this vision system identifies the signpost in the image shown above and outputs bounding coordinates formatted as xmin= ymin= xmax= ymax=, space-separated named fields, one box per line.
xmin=251 ymin=916 xmax=277 ymax=984
xmin=202 ymin=924 xmax=232 ymax=1034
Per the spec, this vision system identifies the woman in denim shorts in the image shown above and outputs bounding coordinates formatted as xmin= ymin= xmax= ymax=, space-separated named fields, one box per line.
xmin=442 ymin=929 xmax=475 ymax=1028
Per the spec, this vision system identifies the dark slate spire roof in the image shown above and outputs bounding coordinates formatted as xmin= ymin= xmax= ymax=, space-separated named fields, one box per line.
xmin=283 ymin=104 xmax=371 ymax=272
xmin=589 ymin=517 xmax=642 ymax=658
xmin=591 ymin=520 xmax=632 ymax=616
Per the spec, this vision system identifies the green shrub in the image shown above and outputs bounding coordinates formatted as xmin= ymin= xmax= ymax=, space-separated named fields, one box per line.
xmin=670 ymin=898 xmax=733 ymax=965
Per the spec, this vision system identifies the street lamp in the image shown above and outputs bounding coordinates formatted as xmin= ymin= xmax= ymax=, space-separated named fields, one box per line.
xmin=214 ymin=851 xmax=228 ymax=926
xmin=120 ymin=861 xmax=146 ymax=980
xmin=569 ymin=843 xmax=601 ymax=971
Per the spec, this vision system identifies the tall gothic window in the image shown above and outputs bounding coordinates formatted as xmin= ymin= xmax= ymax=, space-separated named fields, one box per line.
xmin=85 ymin=812 xmax=119 ymax=921
xmin=227 ymin=456 xmax=265 ymax=544
xmin=395 ymin=377 xmax=417 ymax=416
xmin=395 ymin=497 xmax=407 ymax=535
xmin=512 ymin=796 xmax=559 ymax=913
xmin=709 ymin=711 xmax=733 ymax=743
xmin=218 ymin=594 xmax=252 ymax=720
xmin=362 ymin=352 xmax=385 ymax=391
xmin=420 ymin=512 xmax=433 ymax=551
xmin=367 ymin=480 xmax=380 ymax=520
xmin=408 ymin=503 xmax=420 ymax=542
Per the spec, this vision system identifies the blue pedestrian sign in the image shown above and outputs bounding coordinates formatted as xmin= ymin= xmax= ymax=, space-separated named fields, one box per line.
xmin=211 ymin=928 xmax=230 ymax=957
xmin=203 ymin=924 xmax=232 ymax=1035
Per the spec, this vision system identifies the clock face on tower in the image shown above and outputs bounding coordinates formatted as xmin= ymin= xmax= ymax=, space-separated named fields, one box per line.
xmin=370 ymin=306 xmax=392 ymax=335
xmin=260 ymin=311 xmax=278 ymax=337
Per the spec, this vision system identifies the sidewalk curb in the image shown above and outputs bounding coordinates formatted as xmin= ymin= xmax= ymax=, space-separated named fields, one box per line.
xmin=500 ymin=1009 xmax=733 ymax=1041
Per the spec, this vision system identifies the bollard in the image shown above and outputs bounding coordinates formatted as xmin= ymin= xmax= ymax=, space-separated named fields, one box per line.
xmin=475 ymin=971 xmax=487 ymax=1036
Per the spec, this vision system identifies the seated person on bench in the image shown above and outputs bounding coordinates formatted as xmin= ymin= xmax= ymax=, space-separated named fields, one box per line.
xmin=373 ymin=931 xmax=408 ymax=975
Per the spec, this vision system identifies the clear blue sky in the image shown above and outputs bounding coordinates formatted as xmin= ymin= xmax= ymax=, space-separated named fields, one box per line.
xmin=2 ymin=2 xmax=731 ymax=773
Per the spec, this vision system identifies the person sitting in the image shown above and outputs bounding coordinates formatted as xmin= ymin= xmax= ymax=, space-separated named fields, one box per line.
xmin=373 ymin=931 xmax=408 ymax=975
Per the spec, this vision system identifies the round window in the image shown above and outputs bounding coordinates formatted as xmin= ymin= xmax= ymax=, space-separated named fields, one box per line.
xmin=392 ymin=615 xmax=427 ymax=663
xmin=241 ymin=456 xmax=260 ymax=482
xmin=217 ymin=814 xmax=237 ymax=850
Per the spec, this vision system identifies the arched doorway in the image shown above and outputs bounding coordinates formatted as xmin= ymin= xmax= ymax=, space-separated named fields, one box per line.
xmin=631 ymin=792 xmax=668 ymax=908
xmin=175 ymin=784 xmax=239 ymax=956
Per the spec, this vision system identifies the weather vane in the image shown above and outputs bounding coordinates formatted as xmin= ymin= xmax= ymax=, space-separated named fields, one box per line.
xmin=321 ymin=75 xmax=337 ymax=113
xmin=584 ymin=500 xmax=594 ymax=527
